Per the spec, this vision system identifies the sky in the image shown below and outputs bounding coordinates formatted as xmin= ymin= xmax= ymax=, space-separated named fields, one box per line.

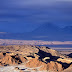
xmin=0 ymin=0 xmax=72 ymax=33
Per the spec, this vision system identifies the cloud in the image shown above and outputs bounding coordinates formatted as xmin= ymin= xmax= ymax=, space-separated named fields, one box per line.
xmin=0 ymin=0 xmax=54 ymax=8
xmin=0 ymin=18 xmax=17 ymax=22
xmin=0 ymin=0 xmax=72 ymax=32
xmin=1 ymin=0 xmax=72 ymax=8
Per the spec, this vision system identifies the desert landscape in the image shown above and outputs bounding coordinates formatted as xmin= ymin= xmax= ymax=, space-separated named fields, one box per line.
xmin=0 ymin=0 xmax=72 ymax=72
xmin=0 ymin=45 xmax=72 ymax=72
xmin=0 ymin=39 xmax=72 ymax=46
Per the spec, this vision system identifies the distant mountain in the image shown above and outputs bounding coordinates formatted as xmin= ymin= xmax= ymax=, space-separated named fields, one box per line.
xmin=31 ymin=23 xmax=72 ymax=41
xmin=33 ymin=23 xmax=72 ymax=34
xmin=0 ymin=24 xmax=72 ymax=41
xmin=62 ymin=26 xmax=72 ymax=34
xmin=32 ymin=23 xmax=61 ymax=35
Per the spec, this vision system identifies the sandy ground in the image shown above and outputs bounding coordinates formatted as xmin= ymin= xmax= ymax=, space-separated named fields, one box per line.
xmin=0 ymin=64 xmax=43 ymax=72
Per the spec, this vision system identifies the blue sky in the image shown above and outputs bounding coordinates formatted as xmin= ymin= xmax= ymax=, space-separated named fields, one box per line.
xmin=0 ymin=0 xmax=72 ymax=33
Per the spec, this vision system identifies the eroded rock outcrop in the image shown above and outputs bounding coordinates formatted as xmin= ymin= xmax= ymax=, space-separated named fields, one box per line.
xmin=26 ymin=58 xmax=63 ymax=72
xmin=0 ymin=52 xmax=27 ymax=66
xmin=0 ymin=45 xmax=72 ymax=72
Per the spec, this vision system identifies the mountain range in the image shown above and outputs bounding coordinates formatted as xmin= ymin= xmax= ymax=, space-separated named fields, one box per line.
xmin=0 ymin=23 xmax=72 ymax=41
xmin=32 ymin=23 xmax=61 ymax=34
xmin=33 ymin=23 xmax=72 ymax=34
